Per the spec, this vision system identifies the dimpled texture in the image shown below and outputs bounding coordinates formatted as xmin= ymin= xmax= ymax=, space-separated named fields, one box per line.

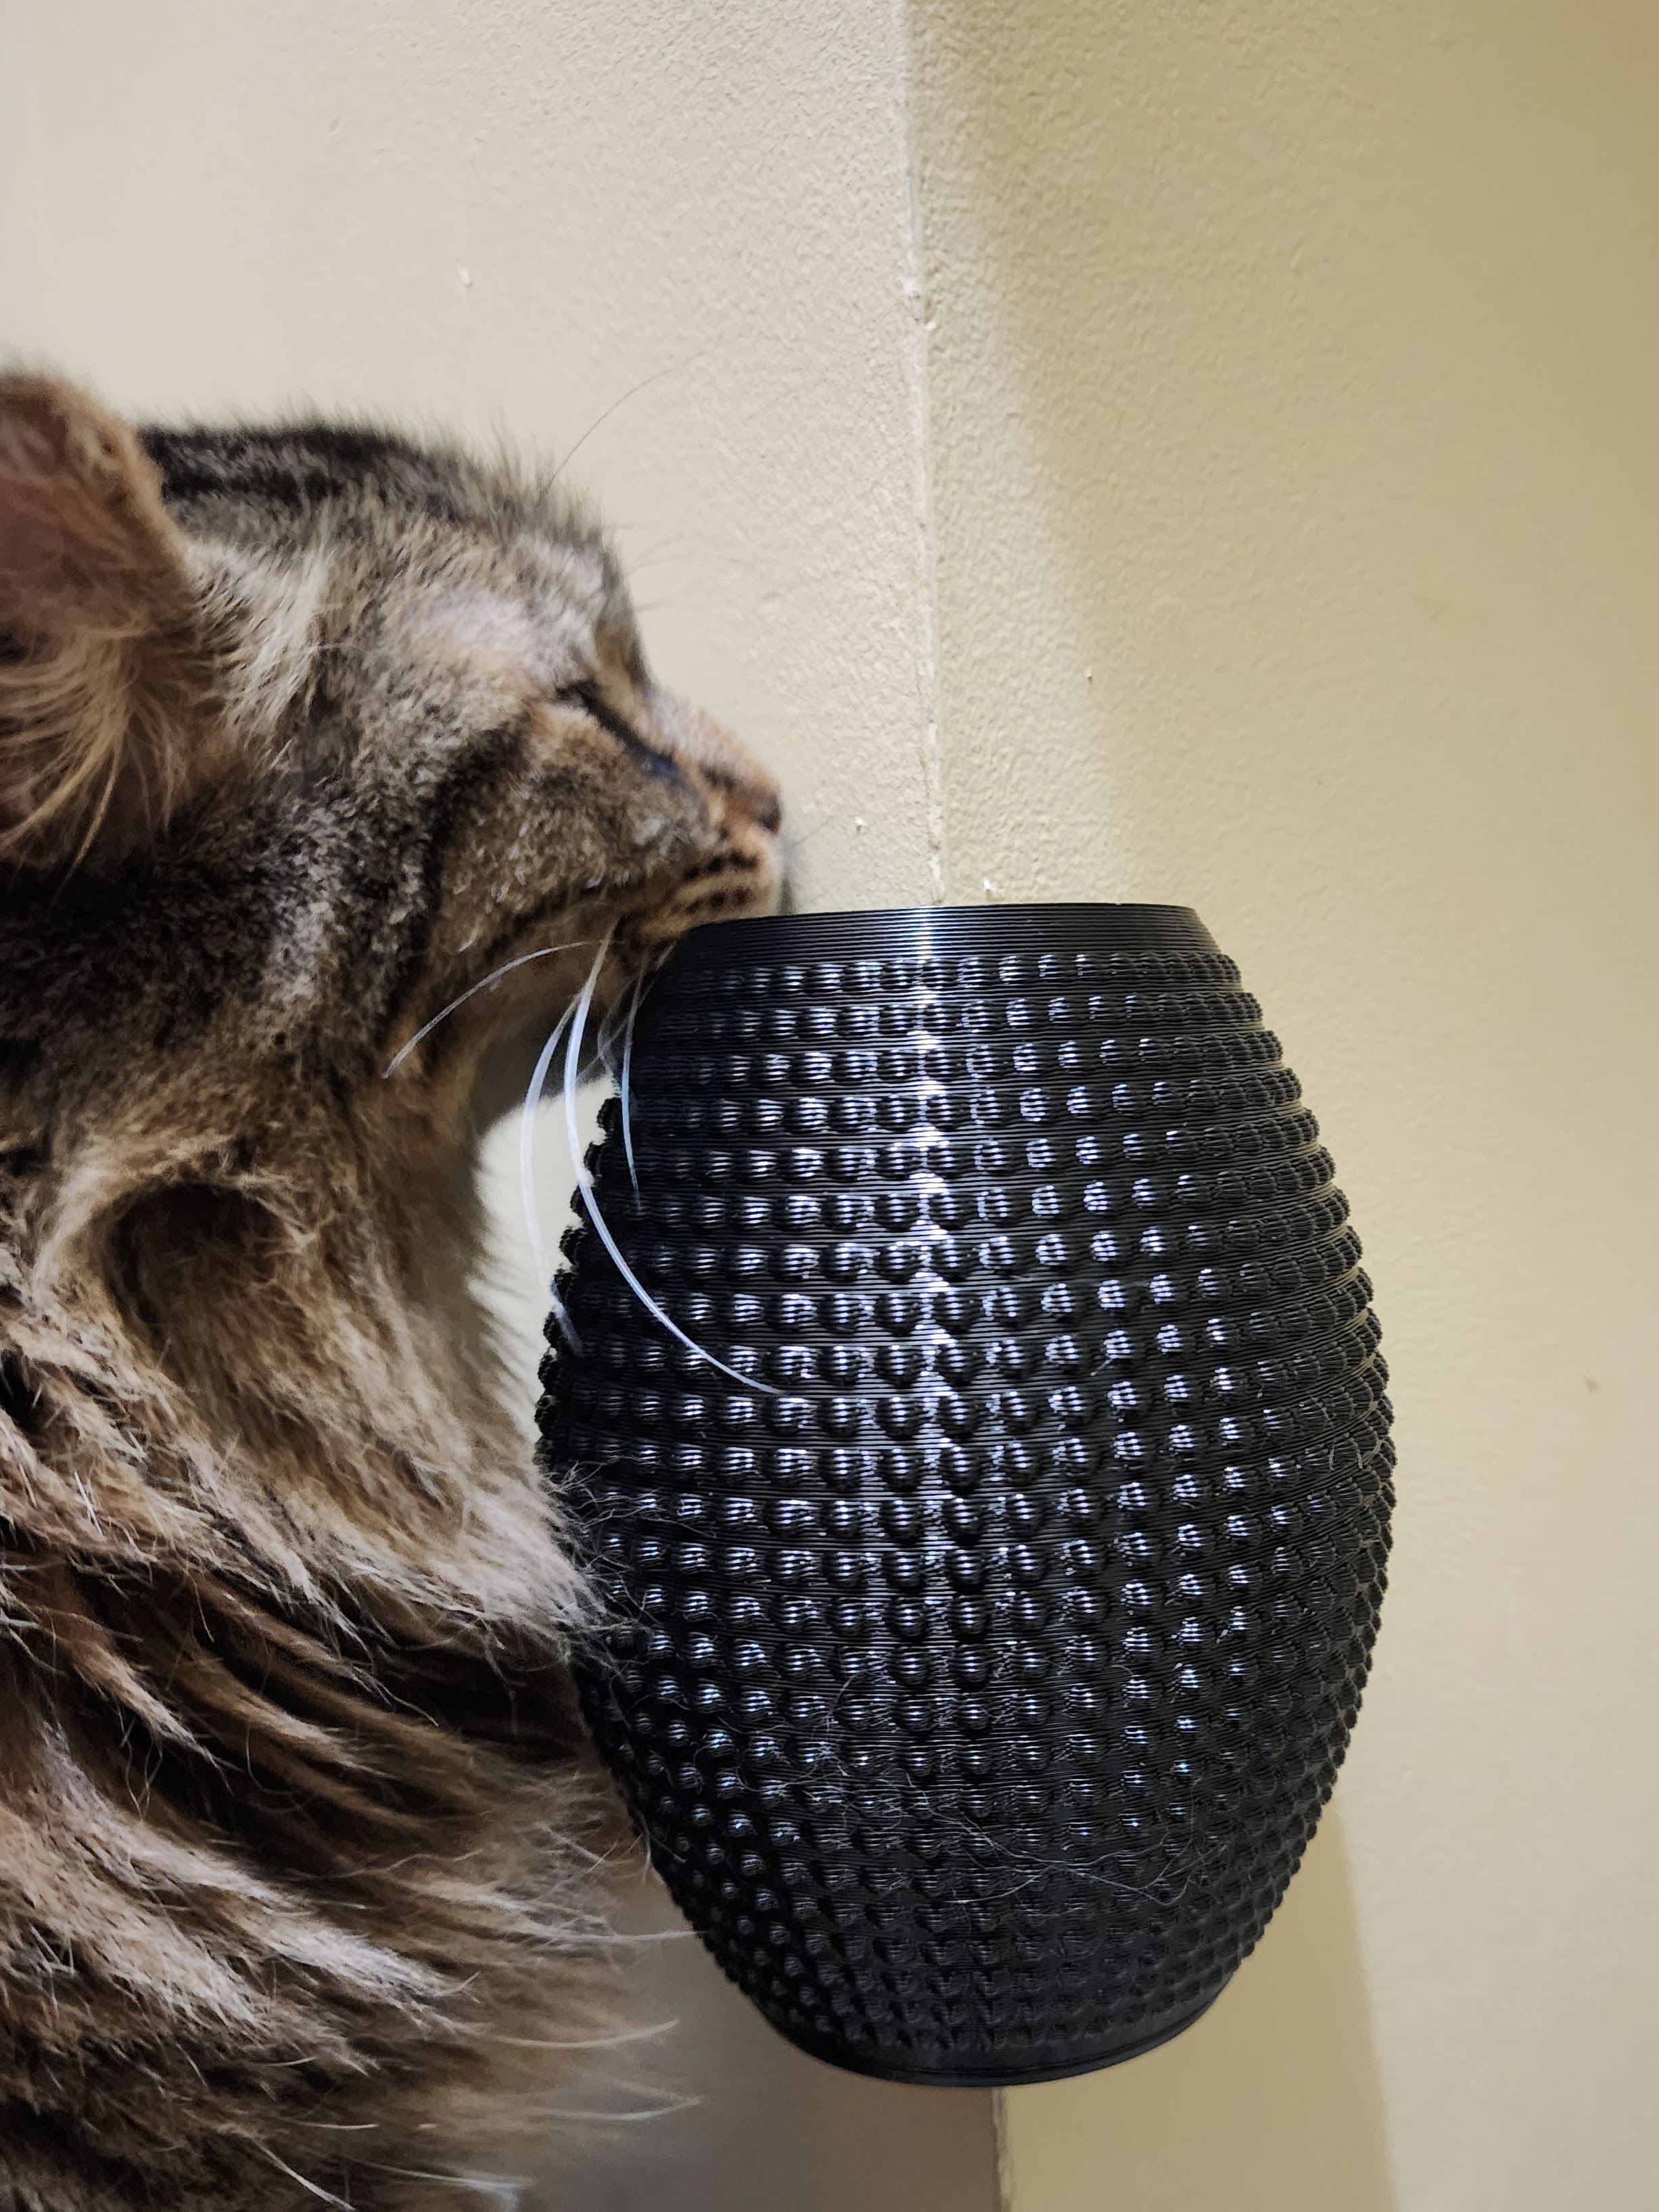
xmin=537 ymin=906 xmax=1393 ymax=2086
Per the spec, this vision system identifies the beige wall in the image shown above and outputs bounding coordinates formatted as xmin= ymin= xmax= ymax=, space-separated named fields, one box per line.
xmin=7 ymin=4 xmax=1658 ymax=2209
xmin=912 ymin=3 xmax=1659 ymax=2206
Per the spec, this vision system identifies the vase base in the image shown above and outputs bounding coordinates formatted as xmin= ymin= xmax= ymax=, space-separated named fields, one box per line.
xmin=778 ymin=1985 xmax=1228 ymax=2090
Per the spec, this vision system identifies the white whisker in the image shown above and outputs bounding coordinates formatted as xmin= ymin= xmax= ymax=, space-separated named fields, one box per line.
xmin=483 ymin=2017 xmax=677 ymax=2051
xmin=563 ymin=959 xmax=780 ymax=1400
xmin=540 ymin=2098 xmax=700 ymax=2124
xmin=256 ymin=2145 xmax=354 ymax=2209
xmin=520 ymin=1004 xmax=580 ymax=1347
xmin=780 ymin=810 xmax=841 ymax=858
xmin=617 ymin=966 xmax=649 ymax=1198
xmin=383 ymin=940 xmax=591 ymax=1078
xmin=356 ymin=2164 xmax=528 ymax=2204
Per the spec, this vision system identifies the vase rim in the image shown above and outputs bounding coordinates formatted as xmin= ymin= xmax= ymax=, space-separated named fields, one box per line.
xmin=678 ymin=900 xmax=1218 ymax=962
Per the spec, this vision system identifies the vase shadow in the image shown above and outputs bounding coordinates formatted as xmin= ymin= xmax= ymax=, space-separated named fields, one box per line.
xmin=999 ymin=1808 xmax=1395 ymax=2212
xmin=538 ymin=1866 xmax=1000 ymax=2212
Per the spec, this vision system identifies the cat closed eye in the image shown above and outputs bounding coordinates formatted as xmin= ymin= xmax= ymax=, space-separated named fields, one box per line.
xmin=555 ymin=680 xmax=683 ymax=782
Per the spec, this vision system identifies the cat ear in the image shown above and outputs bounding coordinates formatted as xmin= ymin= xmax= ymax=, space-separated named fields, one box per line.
xmin=0 ymin=374 xmax=219 ymax=870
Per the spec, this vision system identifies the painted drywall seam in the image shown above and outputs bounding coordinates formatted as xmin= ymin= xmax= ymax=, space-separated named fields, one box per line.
xmin=899 ymin=2 xmax=947 ymax=905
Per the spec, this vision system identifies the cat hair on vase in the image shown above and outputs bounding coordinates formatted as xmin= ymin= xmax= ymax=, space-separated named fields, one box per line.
xmin=0 ymin=374 xmax=782 ymax=2211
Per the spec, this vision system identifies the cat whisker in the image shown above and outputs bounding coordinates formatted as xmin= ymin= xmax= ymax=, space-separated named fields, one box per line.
xmin=780 ymin=810 xmax=841 ymax=859
xmin=482 ymin=2017 xmax=677 ymax=2050
xmin=550 ymin=356 xmax=707 ymax=485
xmin=538 ymin=2098 xmax=701 ymax=2125
xmin=520 ymin=1003 xmax=582 ymax=1347
xmin=256 ymin=2144 xmax=355 ymax=2210
xmin=563 ymin=960 xmax=780 ymax=1400
xmin=615 ymin=965 xmax=653 ymax=1200
xmin=522 ymin=929 xmax=618 ymax=1350
xmin=585 ymin=1926 xmax=693 ymax=1946
xmin=354 ymin=2164 xmax=528 ymax=2203
xmin=592 ymin=956 xmax=649 ymax=1079
xmin=382 ymin=940 xmax=592 ymax=1078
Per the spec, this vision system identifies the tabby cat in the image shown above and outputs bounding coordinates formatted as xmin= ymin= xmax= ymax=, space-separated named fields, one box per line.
xmin=0 ymin=373 xmax=782 ymax=2210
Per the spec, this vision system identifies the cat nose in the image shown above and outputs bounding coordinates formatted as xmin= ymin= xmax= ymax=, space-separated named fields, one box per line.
xmin=731 ymin=769 xmax=782 ymax=837
xmin=653 ymin=692 xmax=782 ymax=838
xmin=696 ymin=720 xmax=782 ymax=835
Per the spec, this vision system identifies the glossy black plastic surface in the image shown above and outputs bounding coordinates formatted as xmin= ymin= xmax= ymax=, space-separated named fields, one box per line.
xmin=537 ymin=904 xmax=1393 ymax=2086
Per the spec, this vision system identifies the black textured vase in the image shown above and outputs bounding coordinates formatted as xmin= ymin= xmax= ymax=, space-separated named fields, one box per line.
xmin=536 ymin=904 xmax=1393 ymax=2086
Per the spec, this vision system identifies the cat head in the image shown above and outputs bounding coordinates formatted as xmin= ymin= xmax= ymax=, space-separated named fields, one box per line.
xmin=0 ymin=373 xmax=782 ymax=1152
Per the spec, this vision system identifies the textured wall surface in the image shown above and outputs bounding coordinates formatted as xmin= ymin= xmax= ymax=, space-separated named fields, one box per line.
xmin=911 ymin=3 xmax=1659 ymax=2207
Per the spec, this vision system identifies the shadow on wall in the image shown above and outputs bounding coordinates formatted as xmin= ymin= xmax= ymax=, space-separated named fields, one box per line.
xmin=1001 ymin=1812 xmax=1395 ymax=2212
xmin=540 ymin=1868 xmax=1000 ymax=2212
xmin=538 ymin=1811 xmax=1391 ymax=2212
